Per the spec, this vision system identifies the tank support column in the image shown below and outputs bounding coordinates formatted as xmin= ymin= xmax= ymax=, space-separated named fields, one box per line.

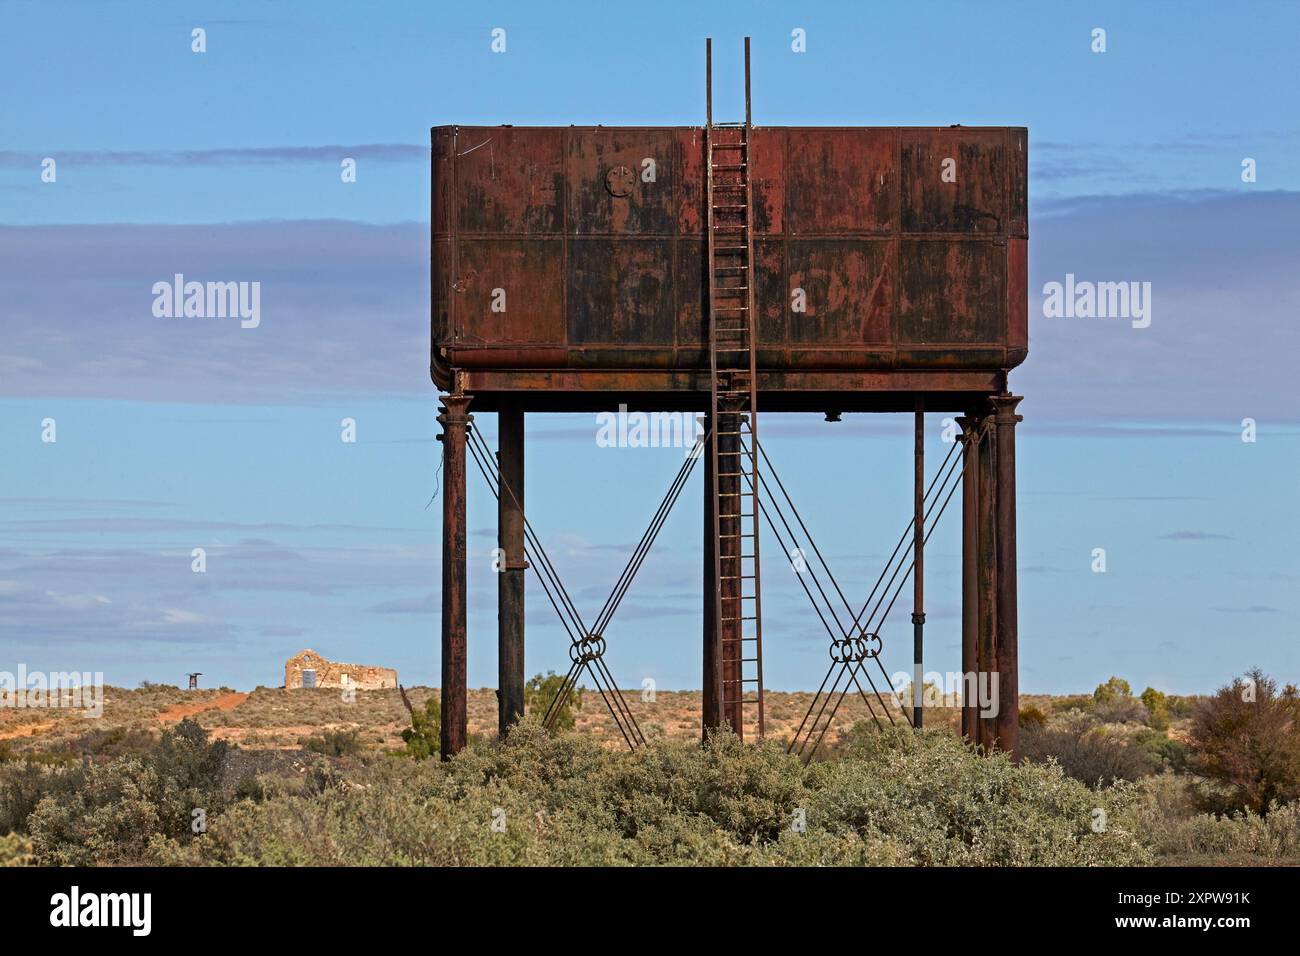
xmin=912 ymin=398 xmax=925 ymax=727
xmin=702 ymin=409 xmax=723 ymax=737
xmin=975 ymin=408 xmax=999 ymax=751
xmin=497 ymin=400 xmax=526 ymax=737
xmin=437 ymin=393 xmax=472 ymax=758
xmin=958 ymin=414 xmax=980 ymax=743
xmin=992 ymin=393 xmax=1023 ymax=760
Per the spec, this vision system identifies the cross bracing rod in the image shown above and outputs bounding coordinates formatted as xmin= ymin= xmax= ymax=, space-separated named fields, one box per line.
xmin=465 ymin=425 xmax=644 ymax=748
xmin=785 ymin=420 xmax=991 ymax=760
xmin=541 ymin=430 xmax=704 ymax=737
xmin=740 ymin=437 xmax=910 ymax=747
xmin=466 ymin=424 xmax=706 ymax=749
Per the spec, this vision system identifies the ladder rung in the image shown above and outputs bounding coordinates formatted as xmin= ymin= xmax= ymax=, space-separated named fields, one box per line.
xmin=712 ymin=163 xmax=747 ymax=170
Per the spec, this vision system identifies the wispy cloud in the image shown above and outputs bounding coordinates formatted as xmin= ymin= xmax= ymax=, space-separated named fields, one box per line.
xmin=2 ymin=190 xmax=1298 ymax=423
xmin=0 ymin=145 xmax=424 ymax=169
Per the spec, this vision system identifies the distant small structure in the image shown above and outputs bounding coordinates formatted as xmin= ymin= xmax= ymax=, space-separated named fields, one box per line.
xmin=284 ymin=649 xmax=397 ymax=691
xmin=187 ymin=672 xmax=202 ymax=690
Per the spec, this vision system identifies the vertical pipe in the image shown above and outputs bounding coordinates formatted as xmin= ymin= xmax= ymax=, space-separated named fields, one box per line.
xmin=912 ymin=398 xmax=925 ymax=728
xmin=705 ymin=38 xmax=712 ymax=127
xmin=702 ymin=409 xmax=722 ymax=737
xmin=437 ymin=393 xmax=472 ymax=758
xmin=744 ymin=36 xmax=751 ymax=127
xmin=496 ymin=400 xmax=525 ymax=737
xmin=993 ymin=394 xmax=1024 ymax=760
xmin=958 ymin=415 xmax=979 ymax=742
xmin=976 ymin=410 xmax=999 ymax=751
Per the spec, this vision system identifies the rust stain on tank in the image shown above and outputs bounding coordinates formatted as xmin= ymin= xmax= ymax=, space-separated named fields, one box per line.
xmin=431 ymin=125 xmax=1029 ymax=387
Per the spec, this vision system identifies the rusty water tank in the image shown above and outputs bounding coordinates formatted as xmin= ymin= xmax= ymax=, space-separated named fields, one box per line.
xmin=431 ymin=125 xmax=1027 ymax=409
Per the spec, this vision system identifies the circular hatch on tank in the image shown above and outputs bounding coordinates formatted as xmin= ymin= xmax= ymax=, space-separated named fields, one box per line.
xmin=604 ymin=165 xmax=635 ymax=197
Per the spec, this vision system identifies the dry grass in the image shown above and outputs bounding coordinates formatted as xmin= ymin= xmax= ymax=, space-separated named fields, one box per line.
xmin=0 ymin=684 xmax=1083 ymax=754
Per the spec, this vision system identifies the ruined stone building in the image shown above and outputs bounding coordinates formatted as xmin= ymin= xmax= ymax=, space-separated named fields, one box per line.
xmin=284 ymin=649 xmax=397 ymax=690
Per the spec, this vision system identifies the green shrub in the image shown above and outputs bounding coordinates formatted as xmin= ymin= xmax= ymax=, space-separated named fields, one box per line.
xmin=400 ymin=695 xmax=441 ymax=759
xmin=172 ymin=721 xmax=1149 ymax=867
xmin=525 ymin=671 xmax=583 ymax=731
xmin=0 ymin=832 xmax=33 ymax=866
xmin=0 ymin=761 xmax=84 ymax=836
xmin=1019 ymin=705 xmax=1047 ymax=729
xmin=1140 ymin=687 xmax=1170 ymax=731
xmin=1132 ymin=729 xmax=1188 ymax=773
xmin=302 ymin=728 xmax=363 ymax=757
xmin=1131 ymin=773 xmax=1300 ymax=864
xmin=1088 ymin=677 xmax=1147 ymax=724
xmin=25 ymin=718 xmax=230 ymax=865
xmin=1093 ymin=676 xmax=1132 ymax=704
xmin=67 ymin=725 xmax=157 ymax=759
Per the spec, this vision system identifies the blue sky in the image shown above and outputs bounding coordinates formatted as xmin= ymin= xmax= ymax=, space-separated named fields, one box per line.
xmin=1 ymin=0 xmax=1297 ymax=697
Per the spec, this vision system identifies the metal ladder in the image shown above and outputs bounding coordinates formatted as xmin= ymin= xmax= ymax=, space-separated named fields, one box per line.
xmin=706 ymin=37 xmax=765 ymax=739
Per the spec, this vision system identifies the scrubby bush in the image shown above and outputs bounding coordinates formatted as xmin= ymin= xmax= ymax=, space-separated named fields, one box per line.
xmin=1188 ymin=669 xmax=1300 ymax=815
xmin=1132 ymin=729 xmax=1189 ymax=773
xmin=67 ymin=725 xmax=157 ymax=760
xmin=400 ymin=695 xmax=441 ymax=759
xmin=302 ymin=728 xmax=363 ymax=757
xmin=0 ymin=832 xmax=33 ymax=866
xmin=0 ymin=761 xmax=84 ymax=836
xmin=1019 ymin=705 xmax=1047 ymax=729
xmin=1088 ymin=676 xmax=1147 ymax=724
xmin=1093 ymin=676 xmax=1131 ymax=704
xmin=1130 ymin=773 xmax=1300 ymax=864
xmin=1020 ymin=712 xmax=1155 ymax=787
xmin=163 ymin=721 xmax=1150 ymax=867
xmin=25 ymin=718 xmax=230 ymax=865
xmin=1140 ymin=687 xmax=1170 ymax=731
xmin=525 ymin=671 xmax=583 ymax=731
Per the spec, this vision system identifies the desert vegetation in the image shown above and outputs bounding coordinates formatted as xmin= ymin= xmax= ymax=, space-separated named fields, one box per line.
xmin=0 ymin=670 xmax=1295 ymax=867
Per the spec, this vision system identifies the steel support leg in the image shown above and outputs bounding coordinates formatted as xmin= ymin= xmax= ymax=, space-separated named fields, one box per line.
xmin=438 ymin=393 xmax=472 ymax=758
xmin=958 ymin=414 xmax=979 ymax=743
xmin=702 ymin=410 xmax=723 ymax=737
xmin=497 ymin=400 xmax=525 ymax=737
xmin=912 ymin=398 xmax=925 ymax=727
xmin=975 ymin=410 xmax=999 ymax=752
xmin=993 ymin=394 xmax=1023 ymax=760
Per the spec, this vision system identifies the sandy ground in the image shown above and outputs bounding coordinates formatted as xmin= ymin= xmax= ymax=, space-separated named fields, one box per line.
xmin=156 ymin=692 xmax=250 ymax=724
